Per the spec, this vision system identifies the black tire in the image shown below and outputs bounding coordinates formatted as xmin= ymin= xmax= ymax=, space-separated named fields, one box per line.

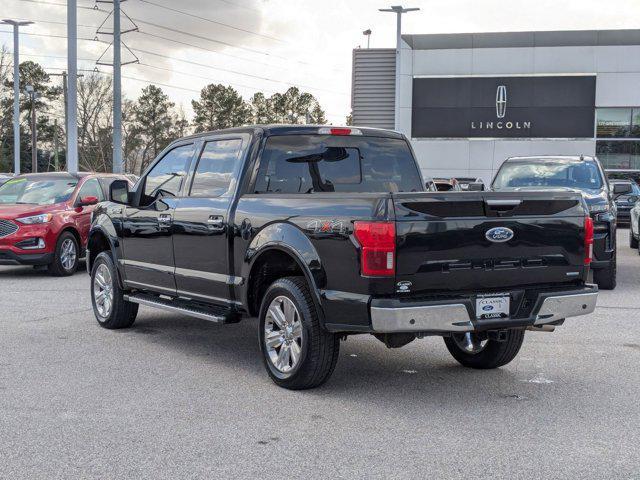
xmin=630 ymin=228 xmax=639 ymax=249
xmin=258 ymin=276 xmax=339 ymax=390
xmin=593 ymin=253 xmax=617 ymax=290
xmin=47 ymin=231 xmax=79 ymax=276
xmin=443 ymin=329 xmax=525 ymax=369
xmin=90 ymin=251 xmax=138 ymax=329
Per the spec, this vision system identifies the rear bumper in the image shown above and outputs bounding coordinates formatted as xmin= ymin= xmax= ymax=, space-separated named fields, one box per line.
xmin=370 ymin=284 xmax=598 ymax=333
xmin=0 ymin=249 xmax=53 ymax=266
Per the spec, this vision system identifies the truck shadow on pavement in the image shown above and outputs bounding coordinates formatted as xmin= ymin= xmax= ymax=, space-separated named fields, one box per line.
xmin=123 ymin=310 xmax=531 ymax=407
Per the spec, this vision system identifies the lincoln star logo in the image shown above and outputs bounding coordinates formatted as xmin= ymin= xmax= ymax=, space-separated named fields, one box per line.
xmin=496 ymin=85 xmax=507 ymax=119
xmin=485 ymin=227 xmax=514 ymax=243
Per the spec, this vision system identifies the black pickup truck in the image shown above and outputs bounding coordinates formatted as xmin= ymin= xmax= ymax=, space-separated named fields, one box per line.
xmin=87 ymin=125 xmax=598 ymax=389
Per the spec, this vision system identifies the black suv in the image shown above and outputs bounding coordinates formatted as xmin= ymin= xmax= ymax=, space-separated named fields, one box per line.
xmin=492 ymin=155 xmax=617 ymax=289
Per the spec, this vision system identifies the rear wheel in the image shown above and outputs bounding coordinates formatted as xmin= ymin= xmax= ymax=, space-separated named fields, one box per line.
xmin=443 ymin=329 xmax=525 ymax=369
xmin=593 ymin=253 xmax=617 ymax=290
xmin=91 ymin=251 xmax=138 ymax=329
xmin=630 ymin=227 xmax=638 ymax=249
xmin=48 ymin=231 xmax=79 ymax=276
xmin=259 ymin=277 xmax=339 ymax=390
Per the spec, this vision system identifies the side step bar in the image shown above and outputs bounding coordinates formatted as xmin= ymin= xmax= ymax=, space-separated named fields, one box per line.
xmin=124 ymin=293 xmax=237 ymax=324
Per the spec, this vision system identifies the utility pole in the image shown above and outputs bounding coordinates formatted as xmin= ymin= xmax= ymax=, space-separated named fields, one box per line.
xmin=49 ymin=71 xmax=83 ymax=167
xmin=2 ymin=19 xmax=33 ymax=175
xmin=113 ymin=0 xmax=122 ymax=174
xmin=24 ymin=85 xmax=40 ymax=173
xmin=53 ymin=118 xmax=59 ymax=171
xmin=96 ymin=0 xmax=138 ymax=174
xmin=363 ymin=29 xmax=372 ymax=49
xmin=379 ymin=6 xmax=419 ymax=131
xmin=67 ymin=0 xmax=79 ymax=174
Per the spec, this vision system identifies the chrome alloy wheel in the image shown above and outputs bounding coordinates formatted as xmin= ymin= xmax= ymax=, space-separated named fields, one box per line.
xmin=60 ymin=238 xmax=77 ymax=271
xmin=264 ymin=296 xmax=304 ymax=373
xmin=453 ymin=332 xmax=488 ymax=354
xmin=93 ymin=263 xmax=114 ymax=318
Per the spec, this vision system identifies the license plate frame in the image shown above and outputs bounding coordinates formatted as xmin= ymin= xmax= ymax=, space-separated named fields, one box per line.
xmin=475 ymin=294 xmax=510 ymax=320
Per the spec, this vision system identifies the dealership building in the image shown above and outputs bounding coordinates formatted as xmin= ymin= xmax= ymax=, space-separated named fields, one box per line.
xmin=351 ymin=29 xmax=640 ymax=183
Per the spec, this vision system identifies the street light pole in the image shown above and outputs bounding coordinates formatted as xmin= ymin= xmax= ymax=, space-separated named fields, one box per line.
xmin=379 ymin=6 xmax=419 ymax=131
xmin=2 ymin=19 xmax=33 ymax=175
xmin=363 ymin=29 xmax=372 ymax=49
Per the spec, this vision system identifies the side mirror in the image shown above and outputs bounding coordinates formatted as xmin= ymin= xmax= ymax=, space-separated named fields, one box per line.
xmin=110 ymin=179 xmax=130 ymax=205
xmin=466 ymin=182 xmax=485 ymax=191
xmin=77 ymin=195 xmax=99 ymax=207
xmin=613 ymin=183 xmax=633 ymax=195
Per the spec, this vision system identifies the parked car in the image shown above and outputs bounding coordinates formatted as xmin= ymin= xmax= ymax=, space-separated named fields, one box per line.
xmin=433 ymin=177 xmax=462 ymax=191
xmin=0 ymin=174 xmax=13 ymax=186
xmin=0 ymin=172 xmax=129 ymax=275
xmin=456 ymin=177 xmax=485 ymax=191
xmin=609 ymin=179 xmax=639 ymax=225
xmin=606 ymin=169 xmax=640 ymax=186
xmin=492 ymin=155 xmax=616 ymax=290
xmin=87 ymin=125 xmax=597 ymax=390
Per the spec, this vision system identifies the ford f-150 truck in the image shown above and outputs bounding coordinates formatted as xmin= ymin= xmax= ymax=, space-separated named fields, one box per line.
xmin=87 ymin=125 xmax=598 ymax=390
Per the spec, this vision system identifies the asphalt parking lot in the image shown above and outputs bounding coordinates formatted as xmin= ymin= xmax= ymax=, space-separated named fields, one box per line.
xmin=1 ymin=229 xmax=639 ymax=480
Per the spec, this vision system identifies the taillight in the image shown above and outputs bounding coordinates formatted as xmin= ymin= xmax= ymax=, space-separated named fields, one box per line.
xmin=584 ymin=216 xmax=594 ymax=265
xmin=353 ymin=221 xmax=395 ymax=277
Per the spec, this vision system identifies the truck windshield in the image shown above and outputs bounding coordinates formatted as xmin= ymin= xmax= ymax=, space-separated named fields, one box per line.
xmin=493 ymin=160 xmax=603 ymax=191
xmin=254 ymin=135 xmax=423 ymax=193
xmin=0 ymin=177 xmax=78 ymax=205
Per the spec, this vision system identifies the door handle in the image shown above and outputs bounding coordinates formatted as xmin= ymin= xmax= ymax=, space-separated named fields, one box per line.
xmin=207 ymin=215 xmax=225 ymax=231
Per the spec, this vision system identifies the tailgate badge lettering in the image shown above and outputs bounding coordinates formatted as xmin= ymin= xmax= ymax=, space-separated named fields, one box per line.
xmin=485 ymin=227 xmax=514 ymax=243
xmin=396 ymin=281 xmax=412 ymax=293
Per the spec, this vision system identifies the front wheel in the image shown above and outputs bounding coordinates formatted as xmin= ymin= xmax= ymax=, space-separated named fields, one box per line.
xmin=91 ymin=251 xmax=138 ymax=329
xmin=259 ymin=277 xmax=339 ymax=390
xmin=48 ymin=231 xmax=79 ymax=276
xmin=443 ymin=329 xmax=525 ymax=369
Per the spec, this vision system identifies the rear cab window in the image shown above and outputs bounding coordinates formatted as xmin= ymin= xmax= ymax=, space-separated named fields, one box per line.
xmin=254 ymin=135 xmax=423 ymax=193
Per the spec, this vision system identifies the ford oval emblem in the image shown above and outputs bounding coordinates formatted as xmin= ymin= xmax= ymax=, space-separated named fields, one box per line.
xmin=482 ymin=305 xmax=494 ymax=311
xmin=485 ymin=227 xmax=514 ymax=243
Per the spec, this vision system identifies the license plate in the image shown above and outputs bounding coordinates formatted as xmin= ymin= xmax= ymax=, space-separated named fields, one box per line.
xmin=476 ymin=295 xmax=510 ymax=319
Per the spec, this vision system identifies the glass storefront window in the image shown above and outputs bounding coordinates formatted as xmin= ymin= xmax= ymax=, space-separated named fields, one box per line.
xmin=596 ymin=140 xmax=640 ymax=169
xmin=631 ymin=109 xmax=640 ymax=137
xmin=596 ymin=108 xmax=632 ymax=138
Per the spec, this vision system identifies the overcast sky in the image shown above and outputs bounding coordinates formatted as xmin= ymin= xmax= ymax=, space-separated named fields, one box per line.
xmin=2 ymin=0 xmax=639 ymax=124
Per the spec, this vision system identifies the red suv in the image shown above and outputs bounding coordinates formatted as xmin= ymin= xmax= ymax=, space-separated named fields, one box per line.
xmin=0 ymin=172 xmax=130 ymax=275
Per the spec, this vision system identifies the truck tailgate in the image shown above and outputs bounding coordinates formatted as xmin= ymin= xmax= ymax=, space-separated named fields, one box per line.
xmin=393 ymin=191 xmax=588 ymax=292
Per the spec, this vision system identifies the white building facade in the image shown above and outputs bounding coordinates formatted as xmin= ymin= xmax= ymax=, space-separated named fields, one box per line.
xmin=351 ymin=30 xmax=640 ymax=183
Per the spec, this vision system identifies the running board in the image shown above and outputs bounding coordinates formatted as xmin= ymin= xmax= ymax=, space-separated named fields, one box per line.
xmin=124 ymin=293 xmax=237 ymax=324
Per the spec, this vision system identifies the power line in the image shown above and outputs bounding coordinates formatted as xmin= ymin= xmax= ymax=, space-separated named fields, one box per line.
xmin=137 ymin=0 xmax=284 ymax=44
xmin=0 ymin=29 xmax=349 ymax=96
xmin=3 ymin=15 xmax=335 ymax=75
xmin=13 ymin=52 xmax=284 ymax=95
xmin=16 ymin=0 xmax=343 ymax=71
xmin=43 ymin=65 xmax=346 ymax=118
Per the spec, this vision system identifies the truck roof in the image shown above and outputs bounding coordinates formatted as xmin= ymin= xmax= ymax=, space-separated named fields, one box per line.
xmin=178 ymin=124 xmax=405 ymax=142
xmin=505 ymin=155 xmax=596 ymax=163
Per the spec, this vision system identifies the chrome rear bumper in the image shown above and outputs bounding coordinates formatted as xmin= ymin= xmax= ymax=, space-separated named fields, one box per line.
xmin=370 ymin=285 xmax=598 ymax=333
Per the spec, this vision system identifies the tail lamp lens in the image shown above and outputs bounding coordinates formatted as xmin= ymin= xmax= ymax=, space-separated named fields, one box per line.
xmin=584 ymin=216 xmax=594 ymax=265
xmin=353 ymin=221 xmax=395 ymax=276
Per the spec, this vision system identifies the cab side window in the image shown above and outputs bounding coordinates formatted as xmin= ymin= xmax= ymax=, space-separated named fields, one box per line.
xmin=142 ymin=144 xmax=194 ymax=205
xmin=190 ymin=139 xmax=243 ymax=197
xmin=77 ymin=178 xmax=104 ymax=202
